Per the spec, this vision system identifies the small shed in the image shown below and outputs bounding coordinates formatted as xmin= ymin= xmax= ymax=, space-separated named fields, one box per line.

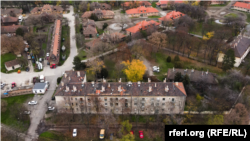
xmin=5 ymin=59 xmax=21 ymax=71
xmin=32 ymin=83 xmax=47 ymax=94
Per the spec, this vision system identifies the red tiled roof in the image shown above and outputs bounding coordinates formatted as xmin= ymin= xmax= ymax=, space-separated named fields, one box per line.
xmin=42 ymin=4 xmax=52 ymax=10
xmin=158 ymin=11 xmax=185 ymax=21
xmin=52 ymin=20 xmax=61 ymax=56
xmin=126 ymin=20 xmax=160 ymax=33
xmin=122 ymin=1 xmax=151 ymax=7
xmin=233 ymin=2 xmax=250 ymax=10
xmin=126 ymin=6 xmax=159 ymax=14
xmin=81 ymin=11 xmax=92 ymax=18
xmin=156 ymin=0 xmax=183 ymax=5
xmin=1 ymin=16 xmax=18 ymax=23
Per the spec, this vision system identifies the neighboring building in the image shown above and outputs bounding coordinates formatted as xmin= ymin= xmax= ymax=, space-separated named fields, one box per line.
xmin=167 ymin=68 xmax=218 ymax=85
xmin=33 ymin=83 xmax=48 ymax=94
xmin=82 ymin=19 xmax=97 ymax=38
xmin=91 ymin=2 xmax=112 ymax=10
xmin=5 ymin=59 xmax=21 ymax=71
xmin=100 ymin=32 xmax=126 ymax=43
xmin=210 ymin=1 xmax=226 ymax=5
xmin=30 ymin=4 xmax=63 ymax=15
xmin=85 ymin=38 xmax=102 ymax=49
xmin=126 ymin=20 xmax=160 ymax=35
xmin=218 ymin=34 xmax=250 ymax=67
xmin=158 ymin=11 xmax=185 ymax=25
xmin=48 ymin=20 xmax=61 ymax=65
xmin=122 ymin=1 xmax=152 ymax=10
xmin=156 ymin=0 xmax=183 ymax=8
xmin=1 ymin=25 xmax=29 ymax=36
xmin=55 ymin=70 xmax=187 ymax=114
xmin=81 ymin=9 xmax=115 ymax=20
xmin=126 ymin=6 xmax=159 ymax=18
xmin=1 ymin=16 xmax=19 ymax=26
xmin=1 ymin=8 xmax=23 ymax=17
xmin=232 ymin=2 xmax=250 ymax=12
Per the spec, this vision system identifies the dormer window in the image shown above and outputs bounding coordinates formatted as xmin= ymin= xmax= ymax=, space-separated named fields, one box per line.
xmin=141 ymin=11 xmax=142 ymax=12
xmin=144 ymin=10 xmax=146 ymax=12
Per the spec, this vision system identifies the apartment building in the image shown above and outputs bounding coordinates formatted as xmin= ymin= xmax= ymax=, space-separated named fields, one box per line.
xmin=126 ymin=20 xmax=160 ymax=35
xmin=48 ymin=19 xmax=61 ymax=65
xmin=232 ymin=2 xmax=250 ymax=12
xmin=158 ymin=11 xmax=185 ymax=25
xmin=81 ymin=9 xmax=114 ymax=20
xmin=30 ymin=4 xmax=63 ymax=15
xmin=55 ymin=70 xmax=187 ymax=115
xmin=126 ymin=6 xmax=159 ymax=18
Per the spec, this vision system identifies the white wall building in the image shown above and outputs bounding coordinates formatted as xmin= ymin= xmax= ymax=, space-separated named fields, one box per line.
xmin=32 ymin=83 xmax=48 ymax=94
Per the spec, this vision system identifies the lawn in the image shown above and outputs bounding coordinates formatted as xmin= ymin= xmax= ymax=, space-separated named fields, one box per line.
xmin=247 ymin=13 xmax=250 ymax=23
xmin=104 ymin=59 xmax=116 ymax=79
xmin=224 ymin=13 xmax=238 ymax=18
xmin=152 ymin=2 xmax=157 ymax=8
xmin=96 ymin=27 xmax=104 ymax=35
xmin=59 ymin=25 xmax=70 ymax=66
xmin=148 ymin=16 xmax=161 ymax=18
xmin=39 ymin=131 xmax=65 ymax=140
xmin=189 ymin=22 xmax=203 ymax=36
xmin=209 ymin=2 xmax=229 ymax=7
xmin=120 ymin=10 xmax=125 ymax=14
xmin=1 ymin=53 xmax=17 ymax=73
xmin=78 ymin=49 xmax=87 ymax=60
xmin=1 ymin=94 xmax=34 ymax=132
xmin=33 ymin=26 xmax=37 ymax=33
xmin=152 ymin=52 xmax=174 ymax=81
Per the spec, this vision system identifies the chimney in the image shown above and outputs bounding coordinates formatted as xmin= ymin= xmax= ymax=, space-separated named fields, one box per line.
xmin=64 ymin=73 xmax=67 ymax=78
xmin=73 ymin=85 xmax=77 ymax=92
xmin=61 ymin=81 xmax=64 ymax=86
xmin=163 ymin=78 xmax=166 ymax=83
xmin=149 ymin=86 xmax=152 ymax=92
xmin=101 ymin=85 xmax=105 ymax=92
xmin=175 ymin=82 xmax=178 ymax=86
xmin=66 ymin=86 xmax=69 ymax=92
xmin=202 ymin=71 xmax=204 ymax=76
xmin=155 ymin=83 xmax=157 ymax=87
xmin=119 ymin=78 xmax=122 ymax=83
xmin=148 ymin=78 xmax=151 ymax=83
xmin=191 ymin=68 xmax=194 ymax=72
xmin=173 ymin=67 xmax=175 ymax=72
xmin=138 ymin=81 xmax=141 ymax=87
xmin=206 ymin=70 xmax=208 ymax=75
xmin=68 ymin=76 xmax=71 ymax=81
xmin=108 ymin=83 xmax=110 ymax=87
xmin=118 ymin=85 xmax=121 ymax=92
xmin=165 ymin=85 xmax=169 ymax=92
xmin=77 ymin=71 xmax=80 ymax=77
xmin=103 ymin=78 xmax=106 ymax=83
xmin=92 ymin=81 xmax=95 ymax=87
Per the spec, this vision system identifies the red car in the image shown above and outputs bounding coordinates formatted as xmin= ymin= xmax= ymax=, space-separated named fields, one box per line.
xmin=130 ymin=130 xmax=134 ymax=135
xmin=139 ymin=131 xmax=144 ymax=139
xmin=50 ymin=64 xmax=56 ymax=69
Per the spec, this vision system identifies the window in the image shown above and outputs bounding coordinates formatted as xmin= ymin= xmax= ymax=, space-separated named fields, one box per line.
xmin=76 ymin=103 xmax=78 ymax=106
xmin=151 ymin=103 xmax=154 ymax=106
xmin=72 ymin=103 xmax=74 ymax=106
xmin=76 ymin=108 xmax=78 ymax=111
xmin=75 ymin=98 xmax=77 ymax=100
xmin=142 ymin=103 xmax=145 ymax=106
xmin=71 ymin=98 xmax=73 ymax=100
xmin=105 ymin=103 xmax=107 ymax=106
xmin=110 ymin=98 xmax=113 ymax=101
xmin=40 ymin=90 xmax=42 ymax=92
xmin=163 ymin=98 xmax=165 ymax=101
xmin=104 ymin=97 xmax=107 ymax=101
xmin=110 ymin=103 xmax=113 ymax=106
xmin=134 ymin=98 xmax=137 ymax=101
xmin=88 ymin=98 xmax=90 ymax=101
xmin=134 ymin=103 xmax=137 ymax=106
xmin=142 ymin=98 xmax=145 ymax=101
xmin=116 ymin=103 xmax=118 ymax=106
xmin=172 ymin=98 xmax=175 ymax=102
xmin=116 ymin=98 xmax=118 ymax=101
xmin=162 ymin=109 xmax=164 ymax=111
xmin=156 ymin=103 xmax=159 ymax=106
xmin=151 ymin=98 xmax=154 ymax=101
xmin=65 ymin=108 xmax=67 ymax=110
xmin=125 ymin=103 xmax=128 ymax=107
xmin=162 ymin=103 xmax=165 ymax=106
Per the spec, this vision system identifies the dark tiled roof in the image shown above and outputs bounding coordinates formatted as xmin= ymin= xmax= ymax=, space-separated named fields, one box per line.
xmin=167 ymin=68 xmax=217 ymax=84
xmin=5 ymin=59 xmax=19 ymax=67
xmin=1 ymin=16 xmax=18 ymax=23
xmin=55 ymin=81 xmax=187 ymax=97
xmin=83 ymin=25 xmax=97 ymax=35
xmin=61 ymin=70 xmax=86 ymax=85
xmin=1 ymin=8 xmax=23 ymax=15
xmin=1 ymin=25 xmax=29 ymax=34
xmin=85 ymin=38 xmax=102 ymax=48
xmin=231 ymin=36 xmax=250 ymax=57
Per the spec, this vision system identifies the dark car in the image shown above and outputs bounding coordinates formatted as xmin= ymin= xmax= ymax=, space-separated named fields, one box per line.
xmin=51 ymin=96 xmax=55 ymax=100
xmin=26 ymin=67 xmax=30 ymax=72
xmin=47 ymin=62 xmax=50 ymax=65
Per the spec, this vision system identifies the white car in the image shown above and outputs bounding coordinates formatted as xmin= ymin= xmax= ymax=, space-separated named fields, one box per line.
xmin=153 ymin=66 xmax=160 ymax=72
xmin=46 ymin=53 xmax=50 ymax=57
xmin=73 ymin=129 xmax=77 ymax=137
xmin=23 ymin=111 xmax=31 ymax=115
xmin=48 ymin=106 xmax=55 ymax=110
xmin=28 ymin=101 xmax=37 ymax=105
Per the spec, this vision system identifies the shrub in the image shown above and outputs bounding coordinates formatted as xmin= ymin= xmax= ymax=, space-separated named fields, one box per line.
xmin=166 ymin=56 xmax=171 ymax=62
xmin=102 ymin=23 xmax=108 ymax=30
xmin=90 ymin=13 xmax=98 ymax=21
xmin=57 ymin=77 xmax=62 ymax=84
xmin=174 ymin=55 xmax=180 ymax=62
xmin=100 ymin=68 xmax=109 ymax=78
xmin=174 ymin=62 xmax=182 ymax=68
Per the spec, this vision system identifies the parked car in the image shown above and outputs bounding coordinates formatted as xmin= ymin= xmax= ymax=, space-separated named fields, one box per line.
xmin=48 ymin=106 xmax=55 ymax=110
xmin=51 ymin=96 xmax=55 ymax=100
xmin=47 ymin=62 xmax=50 ymax=65
xmin=11 ymin=82 xmax=16 ymax=88
xmin=23 ymin=111 xmax=31 ymax=115
xmin=153 ymin=66 xmax=160 ymax=72
xmin=1 ymin=83 xmax=6 ymax=89
xmin=39 ymin=58 xmax=43 ymax=62
xmin=100 ymin=129 xmax=105 ymax=139
xmin=46 ymin=53 xmax=50 ymax=57
xmin=139 ymin=131 xmax=144 ymax=139
xmin=73 ymin=129 xmax=77 ymax=137
xmin=26 ymin=67 xmax=30 ymax=72
xmin=28 ymin=101 xmax=37 ymax=105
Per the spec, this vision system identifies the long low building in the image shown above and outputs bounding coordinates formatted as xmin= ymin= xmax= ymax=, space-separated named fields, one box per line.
xmin=54 ymin=70 xmax=187 ymax=115
xmin=48 ymin=19 xmax=61 ymax=65
xmin=126 ymin=6 xmax=159 ymax=18
xmin=232 ymin=2 xmax=250 ymax=12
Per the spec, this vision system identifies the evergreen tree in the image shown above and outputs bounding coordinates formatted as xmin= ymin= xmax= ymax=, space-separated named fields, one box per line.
xmin=222 ymin=49 xmax=235 ymax=71
xmin=174 ymin=55 xmax=180 ymax=62
xmin=174 ymin=72 xmax=183 ymax=82
xmin=16 ymin=28 xmax=24 ymax=36
xmin=166 ymin=56 xmax=171 ymax=62
xmin=90 ymin=13 xmax=98 ymax=21
xmin=73 ymin=56 xmax=81 ymax=70
xmin=102 ymin=23 xmax=108 ymax=30
xmin=183 ymin=74 xmax=190 ymax=86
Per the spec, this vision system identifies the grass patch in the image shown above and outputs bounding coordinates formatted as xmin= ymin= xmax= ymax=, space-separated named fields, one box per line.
xmin=104 ymin=59 xmax=116 ymax=79
xmin=209 ymin=2 xmax=229 ymax=7
xmin=96 ymin=27 xmax=104 ymax=35
xmin=224 ymin=13 xmax=238 ymax=18
xmin=120 ymin=10 xmax=125 ymax=14
xmin=152 ymin=2 xmax=157 ymax=8
xmin=33 ymin=26 xmax=37 ymax=33
xmin=78 ymin=50 xmax=87 ymax=60
xmin=39 ymin=131 xmax=65 ymax=140
xmin=148 ymin=16 xmax=161 ymax=18
xmin=59 ymin=25 xmax=70 ymax=66
xmin=1 ymin=94 xmax=34 ymax=132
xmin=247 ymin=13 xmax=250 ymax=23
xmin=152 ymin=52 xmax=174 ymax=80
xmin=1 ymin=53 xmax=17 ymax=73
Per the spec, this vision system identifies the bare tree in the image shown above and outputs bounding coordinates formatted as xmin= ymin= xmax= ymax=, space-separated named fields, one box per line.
xmin=86 ymin=58 xmax=105 ymax=81
xmin=224 ymin=103 xmax=249 ymax=125
xmin=148 ymin=32 xmax=167 ymax=52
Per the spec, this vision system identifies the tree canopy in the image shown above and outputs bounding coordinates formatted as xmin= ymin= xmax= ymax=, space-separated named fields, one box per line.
xmin=222 ymin=49 xmax=235 ymax=71
xmin=122 ymin=59 xmax=146 ymax=82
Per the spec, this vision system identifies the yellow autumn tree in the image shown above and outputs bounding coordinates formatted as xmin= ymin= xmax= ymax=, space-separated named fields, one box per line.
xmin=122 ymin=59 xmax=146 ymax=82
xmin=202 ymin=31 xmax=214 ymax=40
xmin=87 ymin=3 xmax=90 ymax=11
xmin=56 ymin=0 xmax=61 ymax=6
xmin=192 ymin=1 xmax=199 ymax=6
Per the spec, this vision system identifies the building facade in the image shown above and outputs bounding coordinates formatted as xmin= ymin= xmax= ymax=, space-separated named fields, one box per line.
xmin=30 ymin=4 xmax=63 ymax=15
xmin=5 ymin=59 xmax=21 ymax=71
xmin=81 ymin=9 xmax=114 ymax=20
xmin=126 ymin=20 xmax=160 ymax=35
xmin=122 ymin=1 xmax=152 ymax=10
xmin=49 ymin=20 xmax=61 ymax=65
xmin=158 ymin=11 xmax=185 ymax=25
xmin=232 ymin=2 xmax=250 ymax=12
xmin=55 ymin=70 xmax=187 ymax=115
xmin=126 ymin=6 xmax=159 ymax=18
